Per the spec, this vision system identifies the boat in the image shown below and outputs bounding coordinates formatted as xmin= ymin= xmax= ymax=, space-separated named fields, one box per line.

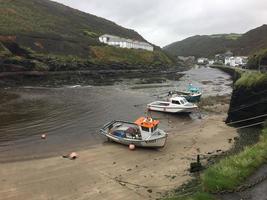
xmin=186 ymin=84 xmax=202 ymax=102
xmin=99 ymin=116 xmax=167 ymax=148
xmin=169 ymin=84 xmax=202 ymax=103
xmin=147 ymin=96 xmax=197 ymax=113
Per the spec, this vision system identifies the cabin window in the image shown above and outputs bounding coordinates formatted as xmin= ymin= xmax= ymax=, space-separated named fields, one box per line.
xmin=141 ymin=126 xmax=150 ymax=132
xmin=152 ymin=125 xmax=158 ymax=132
xmin=172 ymin=100 xmax=180 ymax=105
xmin=180 ymin=100 xmax=185 ymax=104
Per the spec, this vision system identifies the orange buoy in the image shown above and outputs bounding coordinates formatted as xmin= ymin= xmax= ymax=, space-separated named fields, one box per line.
xmin=41 ymin=134 xmax=46 ymax=139
xmin=69 ymin=152 xmax=78 ymax=159
xmin=129 ymin=144 xmax=135 ymax=150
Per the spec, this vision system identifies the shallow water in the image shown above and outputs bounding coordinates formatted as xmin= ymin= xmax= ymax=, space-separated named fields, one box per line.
xmin=0 ymin=67 xmax=232 ymax=162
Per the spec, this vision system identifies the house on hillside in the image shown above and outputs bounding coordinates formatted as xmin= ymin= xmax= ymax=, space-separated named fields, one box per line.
xmin=99 ymin=34 xmax=154 ymax=51
xmin=215 ymin=51 xmax=234 ymax=63
xmin=197 ymin=57 xmax=209 ymax=65
xmin=225 ymin=56 xmax=248 ymax=67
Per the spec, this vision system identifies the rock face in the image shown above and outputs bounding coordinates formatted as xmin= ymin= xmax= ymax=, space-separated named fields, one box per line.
xmin=226 ymin=81 xmax=267 ymax=126
xmin=212 ymin=66 xmax=267 ymax=126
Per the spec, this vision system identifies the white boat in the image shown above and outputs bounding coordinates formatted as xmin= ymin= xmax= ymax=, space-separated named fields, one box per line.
xmin=147 ymin=96 xmax=197 ymax=113
xmin=99 ymin=117 xmax=167 ymax=148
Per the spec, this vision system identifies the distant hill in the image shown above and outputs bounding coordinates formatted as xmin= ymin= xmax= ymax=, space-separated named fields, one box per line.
xmin=164 ymin=25 xmax=267 ymax=58
xmin=0 ymin=0 xmax=174 ymax=71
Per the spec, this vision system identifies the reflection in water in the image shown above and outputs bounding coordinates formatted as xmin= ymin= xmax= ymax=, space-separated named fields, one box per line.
xmin=0 ymin=67 xmax=232 ymax=162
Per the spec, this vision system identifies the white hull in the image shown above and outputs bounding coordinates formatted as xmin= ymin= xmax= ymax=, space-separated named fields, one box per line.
xmin=147 ymin=102 xmax=197 ymax=113
xmin=99 ymin=120 xmax=168 ymax=148
xmin=148 ymin=105 xmax=195 ymax=113
xmin=105 ymin=133 xmax=167 ymax=148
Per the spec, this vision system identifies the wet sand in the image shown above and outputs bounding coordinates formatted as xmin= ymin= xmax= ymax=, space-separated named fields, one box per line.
xmin=0 ymin=67 xmax=235 ymax=199
xmin=0 ymin=113 xmax=237 ymax=200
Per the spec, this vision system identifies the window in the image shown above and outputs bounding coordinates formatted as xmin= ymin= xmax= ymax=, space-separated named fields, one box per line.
xmin=180 ymin=100 xmax=185 ymax=104
xmin=172 ymin=100 xmax=180 ymax=105
xmin=141 ymin=126 xmax=150 ymax=132
xmin=152 ymin=125 xmax=158 ymax=132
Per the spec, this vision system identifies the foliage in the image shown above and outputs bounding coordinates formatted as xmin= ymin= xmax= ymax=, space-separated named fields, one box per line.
xmin=90 ymin=46 xmax=173 ymax=65
xmin=247 ymin=49 xmax=267 ymax=70
xmin=235 ymin=72 xmax=267 ymax=88
xmin=0 ymin=0 xmax=144 ymax=41
xmin=165 ymin=192 xmax=215 ymax=200
xmin=82 ymin=30 xmax=100 ymax=38
xmin=201 ymin=128 xmax=267 ymax=192
xmin=164 ymin=24 xmax=267 ymax=57
xmin=0 ymin=42 xmax=11 ymax=56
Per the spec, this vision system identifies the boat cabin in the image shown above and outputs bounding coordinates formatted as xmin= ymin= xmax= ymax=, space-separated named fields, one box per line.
xmin=169 ymin=96 xmax=189 ymax=105
xmin=135 ymin=117 xmax=159 ymax=139
xmin=187 ymin=84 xmax=201 ymax=94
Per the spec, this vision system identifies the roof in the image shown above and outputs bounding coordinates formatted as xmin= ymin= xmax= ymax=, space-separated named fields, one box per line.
xmin=134 ymin=117 xmax=159 ymax=128
xmin=99 ymin=34 xmax=153 ymax=47
xmin=170 ymin=96 xmax=187 ymax=101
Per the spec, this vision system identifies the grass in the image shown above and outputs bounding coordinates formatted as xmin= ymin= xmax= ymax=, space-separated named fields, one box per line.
xmin=165 ymin=192 xmax=215 ymax=200
xmin=91 ymin=46 xmax=172 ymax=65
xmin=0 ymin=0 xmax=144 ymax=41
xmin=201 ymin=127 xmax=267 ymax=193
xmin=83 ymin=30 xmax=100 ymax=38
xmin=0 ymin=42 xmax=11 ymax=56
xmin=165 ymin=126 xmax=267 ymax=200
xmin=235 ymin=72 xmax=267 ymax=88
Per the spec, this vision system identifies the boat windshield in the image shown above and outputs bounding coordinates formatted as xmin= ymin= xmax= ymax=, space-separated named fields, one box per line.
xmin=172 ymin=100 xmax=180 ymax=105
xmin=141 ymin=126 xmax=150 ymax=132
xmin=152 ymin=124 xmax=158 ymax=132
xmin=180 ymin=100 xmax=185 ymax=104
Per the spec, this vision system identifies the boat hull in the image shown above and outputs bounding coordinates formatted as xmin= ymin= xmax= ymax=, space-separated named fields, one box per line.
xmin=184 ymin=93 xmax=202 ymax=103
xmin=174 ymin=91 xmax=202 ymax=103
xmin=104 ymin=133 xmax=167 ymax=148
xmin=99 ymin=120 xmax=168 ymax=148
xmin=147 ymin=103 xmax=197 ymax=113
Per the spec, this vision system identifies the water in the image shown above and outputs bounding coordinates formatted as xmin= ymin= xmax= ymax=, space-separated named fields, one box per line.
xmin=0 ymin=67 xmax=232 ymax=162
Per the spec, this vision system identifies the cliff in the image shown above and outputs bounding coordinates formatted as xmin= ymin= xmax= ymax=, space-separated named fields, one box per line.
xmin=214 ymin=66 xmax=267 ymax=126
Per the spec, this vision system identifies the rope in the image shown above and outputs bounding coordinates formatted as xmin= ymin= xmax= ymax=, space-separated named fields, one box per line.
xmin=235 ymin=121 xmax=265 ymax=130
xmin=227 ymin=113 xmax=267 ymax=125
xmin=229 ymin=98 xmax=267 ymax=113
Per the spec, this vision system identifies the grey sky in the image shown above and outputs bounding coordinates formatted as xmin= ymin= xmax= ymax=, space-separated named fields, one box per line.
xmin=53 ymin=0 xmax=267 ymax=47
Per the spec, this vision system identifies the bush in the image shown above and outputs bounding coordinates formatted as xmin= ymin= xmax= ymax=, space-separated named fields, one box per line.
xmin=235 ymin=72 xmax=267 ymax=88
xmin=201 ymin=128 xmax=267 ymax=192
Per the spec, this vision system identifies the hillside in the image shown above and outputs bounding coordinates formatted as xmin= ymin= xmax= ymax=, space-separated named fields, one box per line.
xmin=164 ymin=25 xmax=267 ymax=57
xmin=0 ymin=0 xmax=147 ymax=56
xmin=0 ymin=0 xmax=173 ymax=71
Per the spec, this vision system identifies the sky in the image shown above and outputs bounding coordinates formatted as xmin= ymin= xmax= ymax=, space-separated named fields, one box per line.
xmin=53 ymin=0 xmax=267 ymax=47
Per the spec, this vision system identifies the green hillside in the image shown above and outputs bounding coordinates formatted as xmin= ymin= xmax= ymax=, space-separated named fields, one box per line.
xmin=164 ymin=25 xmax=267 ymax=58
xmin=0 ymin=0 xmax=173 ymax=71
xmin=0 ymin=0 xmax=147 ymax=56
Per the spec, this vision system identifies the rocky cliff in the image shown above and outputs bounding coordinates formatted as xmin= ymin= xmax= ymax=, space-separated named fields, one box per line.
xmin=215 ymin=66 xmax=267 ymax=126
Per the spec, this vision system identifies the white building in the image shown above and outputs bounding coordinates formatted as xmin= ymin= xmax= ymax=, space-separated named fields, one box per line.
xmin=197 ymin=57 xmax=209 ymax=64
xmin=208 ymin=59 xmax=215 ymax=65
xmin=99 ymin=34 xmax=154 ymax=51
xmin=225 ymin=56 xmax=248 ymax=67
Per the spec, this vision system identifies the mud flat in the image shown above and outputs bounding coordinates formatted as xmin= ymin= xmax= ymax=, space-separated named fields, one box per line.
xmin=0 ymin=112 xmax=237 ymax=200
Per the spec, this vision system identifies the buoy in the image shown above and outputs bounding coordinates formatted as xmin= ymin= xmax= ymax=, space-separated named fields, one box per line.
xmin=69 ymin=152 xmax=78 ymax=160
xmin=41 ymin=134 xmax=46 ymax=139
xmin=129 ymin=144 xmax=135 ymax=150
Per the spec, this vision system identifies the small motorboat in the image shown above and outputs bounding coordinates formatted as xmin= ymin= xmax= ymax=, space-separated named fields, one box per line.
xmin=99 ymin=116 xmax=167 ymax=148
xmin=147 ymin=96 xmax=197 ymax=113
xmin=169 ymin=84 xmax=202 ymax=103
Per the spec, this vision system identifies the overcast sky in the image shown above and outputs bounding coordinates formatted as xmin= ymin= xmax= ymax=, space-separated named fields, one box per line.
xmin=53 ymin=0 xmax=267 ymax=47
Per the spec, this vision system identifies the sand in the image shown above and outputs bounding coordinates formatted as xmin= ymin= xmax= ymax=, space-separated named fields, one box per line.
xmin=0 ymin=113 xmax=237 ymax=200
